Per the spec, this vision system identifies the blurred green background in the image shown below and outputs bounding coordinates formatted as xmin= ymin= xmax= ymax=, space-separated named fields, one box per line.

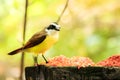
xmin=0 ymin=0 xmax=120 ymax=79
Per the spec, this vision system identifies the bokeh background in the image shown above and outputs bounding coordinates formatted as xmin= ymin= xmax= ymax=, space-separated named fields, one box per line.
xmin=0 ymin=0 xmax=120 ymax=80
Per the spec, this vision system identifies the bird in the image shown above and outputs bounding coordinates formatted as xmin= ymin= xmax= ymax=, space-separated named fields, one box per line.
xmin=8 ymin=22 xmax=60 ymax=65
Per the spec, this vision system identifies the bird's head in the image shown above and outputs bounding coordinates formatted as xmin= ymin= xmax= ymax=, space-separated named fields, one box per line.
xmin=45 ymin=22 xmax=60 ymax=35
xmin=47 ymin=22 xmax=60 ymax=31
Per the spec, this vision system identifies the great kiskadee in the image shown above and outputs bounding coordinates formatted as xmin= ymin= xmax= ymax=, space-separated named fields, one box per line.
xmin=8 ymin=22 xmax=60 ymax=64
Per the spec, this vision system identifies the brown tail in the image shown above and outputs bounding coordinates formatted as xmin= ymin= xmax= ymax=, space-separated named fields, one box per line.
xmin=8 ymin=47 xmax=23 ymax=55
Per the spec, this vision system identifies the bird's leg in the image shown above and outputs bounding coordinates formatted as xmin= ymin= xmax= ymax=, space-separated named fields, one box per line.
xmin=42 ymin=54 xmax=48 ymax=63
xmin=33 ymin=56 xmax=38 ymax=66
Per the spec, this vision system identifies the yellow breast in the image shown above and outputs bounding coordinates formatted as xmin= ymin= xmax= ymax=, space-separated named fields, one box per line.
xmin=26 ymin=33 xmax=59 ymax=54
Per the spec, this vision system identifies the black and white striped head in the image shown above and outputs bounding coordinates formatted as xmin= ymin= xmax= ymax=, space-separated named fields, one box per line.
xmin=46 ymin=22 xmax=60 ymax=31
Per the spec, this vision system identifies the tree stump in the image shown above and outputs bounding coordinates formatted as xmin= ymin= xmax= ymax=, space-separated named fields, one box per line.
xmin=25 ymin=65 xmax=120 ymax=80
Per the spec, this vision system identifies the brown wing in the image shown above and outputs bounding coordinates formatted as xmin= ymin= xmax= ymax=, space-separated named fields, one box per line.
xmin=23 ymin=30 xmax=47 ymax=49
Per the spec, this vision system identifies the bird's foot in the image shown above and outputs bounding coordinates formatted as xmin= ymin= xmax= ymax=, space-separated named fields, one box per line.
xmin=34 ymin=62 xmax=39 ymax=66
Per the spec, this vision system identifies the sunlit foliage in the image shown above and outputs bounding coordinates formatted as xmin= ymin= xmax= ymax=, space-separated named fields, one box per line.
xmin=0 ymin=0 xmax=120 ymax=79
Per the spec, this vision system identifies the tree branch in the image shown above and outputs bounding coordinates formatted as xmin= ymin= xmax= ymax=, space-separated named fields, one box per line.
xmin=19 ymin=0 xmax=28 ymax=80
xmin=56 ymin=0 xmax=69 ymax=23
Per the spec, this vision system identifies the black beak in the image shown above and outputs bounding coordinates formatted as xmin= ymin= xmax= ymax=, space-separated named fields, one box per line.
xmin=55 ymin=27 xmax=60 ymax=31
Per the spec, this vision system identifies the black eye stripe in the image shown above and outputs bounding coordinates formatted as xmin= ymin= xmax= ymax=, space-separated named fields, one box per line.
xmin=47 ymin=25 xmax=56 ymax=30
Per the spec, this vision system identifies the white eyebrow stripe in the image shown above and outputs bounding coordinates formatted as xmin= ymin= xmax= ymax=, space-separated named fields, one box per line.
xmin=50 ymin=23 xmax=60 ymax=28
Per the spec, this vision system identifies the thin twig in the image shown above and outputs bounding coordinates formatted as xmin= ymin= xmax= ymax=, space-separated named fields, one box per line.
xmin=56 ymin=0 xmax=69 ymax=23
xmin=19 ymin=0 xmax=28 ymax=80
